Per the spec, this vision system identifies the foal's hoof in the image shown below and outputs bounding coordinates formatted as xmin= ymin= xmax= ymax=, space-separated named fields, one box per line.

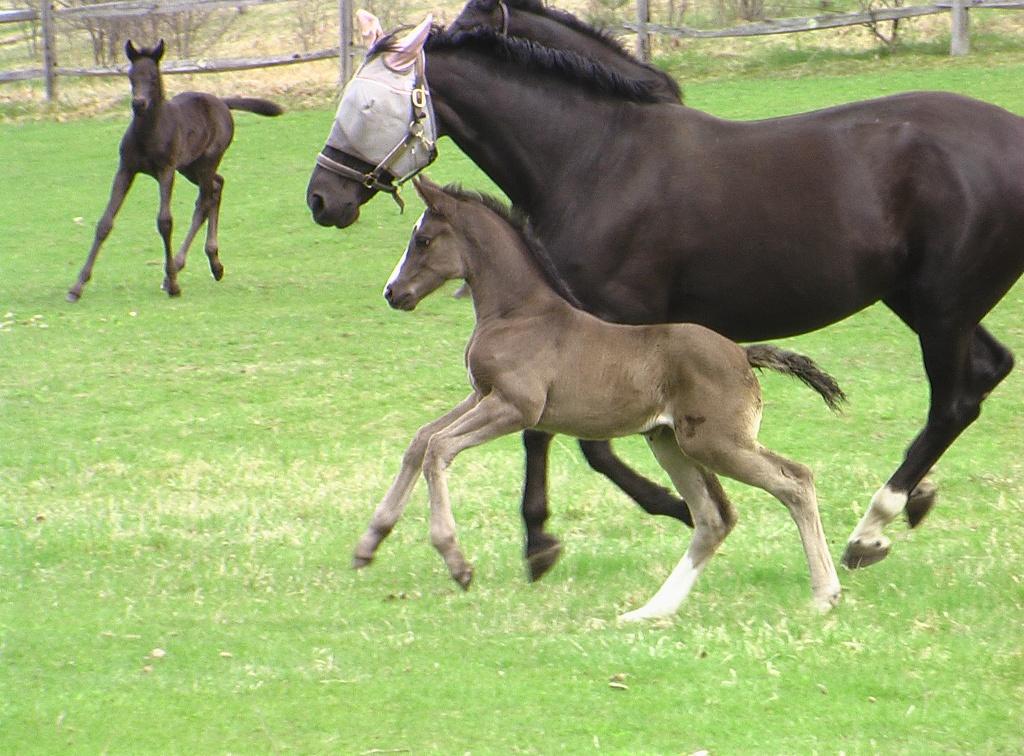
xmin=352 ymin=553 xmax=373 ymax=570
xmin=841 ymin=536 xmax=892 ymax=570
xmin=211 ymin=264 xmax=224 ymax=282
xmin=526 ymin=535 xmax=563 ymax=582
xmin=66 ymin=290 xmax=81 ymax=303
xmin=905 ymin=479 xmax=938 ymax=529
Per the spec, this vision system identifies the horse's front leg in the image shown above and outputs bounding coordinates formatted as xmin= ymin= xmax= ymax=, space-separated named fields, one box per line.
xmin=353 ymin=394 xmax=480 ymax=569
xmin=67 ymin=166 xmax=136 ymax=302
xmin=521 ymin=430 xmax=563 ymax=581
xmin=422 ymin=394 xmax=527 ymax=589
xmin=154 ymin=169 xmax=180 ymax=297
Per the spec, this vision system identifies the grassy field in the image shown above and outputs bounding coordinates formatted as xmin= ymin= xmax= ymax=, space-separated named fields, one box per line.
xmin=2 ymin=51 xmax=1024 ymax=753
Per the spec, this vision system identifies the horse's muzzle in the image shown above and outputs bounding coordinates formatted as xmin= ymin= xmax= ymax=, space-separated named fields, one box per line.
xmin=384 ymin=285 xmax=415 ymax=311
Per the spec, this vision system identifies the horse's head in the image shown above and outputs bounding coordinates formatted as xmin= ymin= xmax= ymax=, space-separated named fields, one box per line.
xmin=384 ymin=176 xmax=467 ymax=311
xmin=307 ymin=15 xmax=438 ymax=229
xmin=125 ymin=39 xmax=165 ymax=115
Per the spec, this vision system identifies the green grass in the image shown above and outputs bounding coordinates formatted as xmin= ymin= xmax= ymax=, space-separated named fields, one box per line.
xmin=2 ymin=59 xmax=1024 ymax=753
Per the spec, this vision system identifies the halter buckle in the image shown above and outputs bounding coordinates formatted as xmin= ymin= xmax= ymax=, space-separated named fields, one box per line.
xmin=411 ymin=87 xmax=428 ymax=110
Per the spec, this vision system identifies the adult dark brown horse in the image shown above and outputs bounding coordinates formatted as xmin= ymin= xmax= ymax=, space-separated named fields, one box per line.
xmin=306 ymin=12 xmax=1024 ymax=578
xmin=68 ymin=40 xmax=283 ymax=302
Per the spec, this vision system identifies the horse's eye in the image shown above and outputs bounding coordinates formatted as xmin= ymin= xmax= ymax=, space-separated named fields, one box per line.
xmin=415 ymin=235 xmax=430 ymax=249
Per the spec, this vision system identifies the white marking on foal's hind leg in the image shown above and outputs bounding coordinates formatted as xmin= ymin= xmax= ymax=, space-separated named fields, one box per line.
xmin=619 ymin=554 xmax=705 ymax=622
xmin=842 ymin=484 xmax=907 ymax=569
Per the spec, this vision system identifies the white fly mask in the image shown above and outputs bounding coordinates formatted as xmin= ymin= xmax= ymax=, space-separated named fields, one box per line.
xmin=316 ymin=16 xmax=438 ymax=210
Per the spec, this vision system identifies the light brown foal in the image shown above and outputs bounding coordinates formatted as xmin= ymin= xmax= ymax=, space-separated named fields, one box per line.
xmin=356 ymin=175 xmax=844 ymax=620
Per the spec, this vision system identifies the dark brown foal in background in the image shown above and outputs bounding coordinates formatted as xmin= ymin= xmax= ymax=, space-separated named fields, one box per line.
xmin=67 ymin=40 xmax=283 ymax=302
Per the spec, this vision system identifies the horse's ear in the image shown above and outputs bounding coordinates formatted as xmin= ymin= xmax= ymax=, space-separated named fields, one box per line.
xmin=153 ymin=39 xmax=165 ymax=62
xmin=384 ymin=14 xmax=432 ymax=71
xmin=413 ymin=175 xmax=453 ymax=216
xmin=356 ymin=9 xmax=385 ymax=48
xmin=125 ymin=40 xmax=140 ymax=62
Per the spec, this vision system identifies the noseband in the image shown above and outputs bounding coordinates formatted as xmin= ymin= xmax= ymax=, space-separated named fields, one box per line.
xmin=315 ymin=51 xmax=436 ymax=212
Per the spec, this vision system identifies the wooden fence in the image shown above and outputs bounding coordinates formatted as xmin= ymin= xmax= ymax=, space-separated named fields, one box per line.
xmin=627 ymin=0 xmax=1024 ymax=60
xmin=0 ymin=0 xmax=356 ymax=100
xmin=2 ymin=0 xmax=1023 ymax=101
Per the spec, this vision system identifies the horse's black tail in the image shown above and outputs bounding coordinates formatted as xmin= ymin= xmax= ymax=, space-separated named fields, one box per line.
xmin=222 ymin=97 xmax=284 ymax=117
xmin=744 ymin=344 xmax=846 ymax=413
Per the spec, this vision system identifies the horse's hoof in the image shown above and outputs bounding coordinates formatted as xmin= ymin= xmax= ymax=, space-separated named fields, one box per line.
xmin=526 ymin=536 xmax=563 ymax=582
xmin=905 ymin=479 xmax=937 ymax=529
xmin=454 ymin=566 xmax=473 ymax=590
xmin=66 ymin=290 xmax=81 ymax=303
xmin=212 ymin=265 xmax=224 ymax=282
xmin=841 ymin=536 xmax=891 ymax=570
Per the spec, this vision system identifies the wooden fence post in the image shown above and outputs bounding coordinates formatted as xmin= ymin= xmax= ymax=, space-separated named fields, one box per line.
xmin=41 ymin=0 xmax=56 ymax=101
xmin=949 ymin=0 xmax=970 ymax=55
xmin=635 ymin=0 xmax=651 ymax=62
xmin=339 ymin=0 xmax=353 ymax=83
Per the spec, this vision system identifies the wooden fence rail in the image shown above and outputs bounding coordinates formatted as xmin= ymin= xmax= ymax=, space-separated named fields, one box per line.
xmin=2 ymin=0 xmax=1023 ymax=100
xmin=0 ymin=0 xmax=355 ymax=99
xmin=625 ymin=0 xmax=1024 ymax=58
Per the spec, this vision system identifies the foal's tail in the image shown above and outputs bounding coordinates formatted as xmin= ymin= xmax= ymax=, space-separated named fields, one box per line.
xmin=222 ymin=97 xmax=284 ymax=117
xmin=745 ymin=344 xmax=847 ymax=412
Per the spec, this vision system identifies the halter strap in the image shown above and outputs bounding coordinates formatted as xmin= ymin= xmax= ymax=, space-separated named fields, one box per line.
xmin=497 ymin=0 xmax=510 ymax=36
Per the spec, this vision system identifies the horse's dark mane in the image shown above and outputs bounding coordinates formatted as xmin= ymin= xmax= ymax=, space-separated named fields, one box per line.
xmin=425 ymin=26 xmax=664 ymax=104
xmin=439 ymin=183 xmax=586 ymax=309
xmin=472 ymin=0 xmax=627 ymax=52
xmin=459 ymin=0 xmax=681 ymax=102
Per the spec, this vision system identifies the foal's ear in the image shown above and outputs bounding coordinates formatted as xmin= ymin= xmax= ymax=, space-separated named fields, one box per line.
xmin=356 ymin=10 xmax=385 ymax=48
xmin=125 ymin=40 xmax=140 ymax=62
xmin=384 ymin=14 xmax=432 ymax=72
xmin=153 ymin=39 xmax=166 ymax=62
xmin=413 ymin=175 xmax=455 ymax=217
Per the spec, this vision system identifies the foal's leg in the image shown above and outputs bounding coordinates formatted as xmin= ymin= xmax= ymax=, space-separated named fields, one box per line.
xmin=842 ymin=320 xmax=995 ymax=568
xmin=422 ymin=394 xmax=527 ymax=588
xmin=67 ymin=166 xmax=136 ymax=302
xmin=353 ymin=393 xmax=479 ymax=568
xmin=203 ymin=174 xmax=226 ymax=281
xmin=155 ymin=168 xmax=181 ymax=297
xmin=620 ymin=427 xmax=736 ymax=622
xmin=705 ymin=443 xmax=841 ymax=611
xmin=173 ymin=181 xmax=212 ymax=273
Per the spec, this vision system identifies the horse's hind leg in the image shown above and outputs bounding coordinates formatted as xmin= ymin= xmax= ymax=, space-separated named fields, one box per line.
xmin=578 ymin=440 xmax=694 ymax=526
xmin=354 ymin=393 xmax=479 ymax=569
xmin=203 ymin=174 xmax=226 ymax=281
xmin=521 ymin=430 xmax=563 ymax=582
xmin=843 ymin=320 xmax=997 ymax=568
xmin=619 ymin=427 xmax=736 ymax=622
xmin=174 ymin=173 xmax=224 ymax=281
xmin=67 ymin=166 xmax=135 ymax=302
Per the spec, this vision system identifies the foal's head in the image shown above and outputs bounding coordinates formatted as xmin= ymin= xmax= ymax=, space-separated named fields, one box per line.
xmin=125 ymin=39 xmax=166 ymax=115
xmin=384 ymin=176 xmax=470 ymax=311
